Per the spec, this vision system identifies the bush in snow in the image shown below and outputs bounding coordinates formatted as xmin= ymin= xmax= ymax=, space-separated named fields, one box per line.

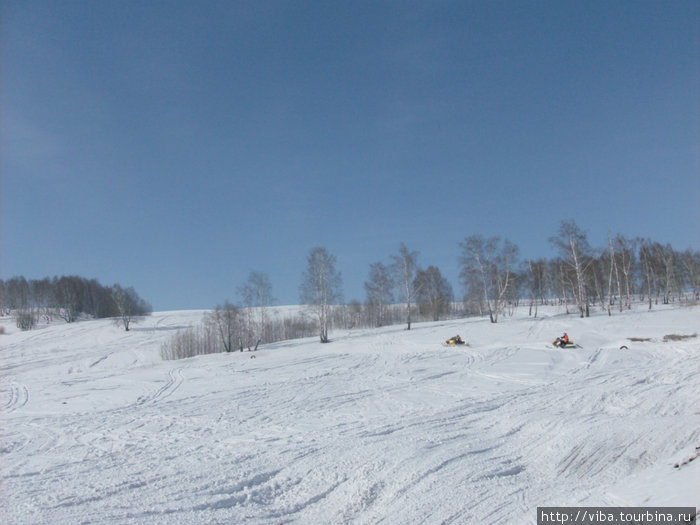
xmin=161 ymin=324 xmax=218 ymax=360
xmin=15 ymin=311 xmax=36 ymax=331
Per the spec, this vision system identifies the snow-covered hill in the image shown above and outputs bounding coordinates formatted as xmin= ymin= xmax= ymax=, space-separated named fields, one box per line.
xmin=1 ymin=306 xmax=698 ymax=524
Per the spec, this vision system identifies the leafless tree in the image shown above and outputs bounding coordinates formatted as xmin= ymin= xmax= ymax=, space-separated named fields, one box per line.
xmin=588 ymin=252 xmax=606 ymax=309
xmin=30 ymin=277 xmax=53 ymax=322
xmin=364 ymin=262 xmax=394 ymax=327
xmin=5 ymin=277 xmax=36 ymax=329
xmin=414 ymin=266 xmax=453 ymax=321
xmin=605 ymin=236 xmax=619 ymax=315
xmin=390 ymin=243 xmax=421 ymax=330
xmin=637 ymin=240 xmax=683 ymax=307
xmin=654 ymin=243 xmax=680 ymax=304
xmin=549 ymin=220 xmax=592 ymax=317
xmin=613 ymin=235 xmax=636 ymax=309
xmin=5 ymin=276 xmax=30 ymax=311
xmin=238 ymin=271 xmax=275 ymax=344
xmin=300 ymin=247 xmax=343 ymax=343
xmin=459 ymin=235 xmax=518 ymax=323
xmin=111 ymin=284 xmax=152 ymax=331
xmin=205 ymin=301 xmax=241 ymax=353
xmin=638 ymin=240 xmax=655 ymax=309
xmin=54 ymin=276 xmax=83 ymax=323
xmin=0 ymin=279 xmax=6 ymax=315
xmin=339 ymin=300 xmax=364 ymax=329
xmin=525 ymin=259 xmax=548 ymax=317
xmin=679 ymin=249 xmax=700 ymax=300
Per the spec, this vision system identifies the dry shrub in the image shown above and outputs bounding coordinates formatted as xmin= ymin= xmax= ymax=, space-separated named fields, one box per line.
xmin=161 ymin=324 xmax=219 ymax=360
xmin=662 ymin=333 xmax=697 ymax=342
xmin=15 ymin=312 xmax=37 ymax=331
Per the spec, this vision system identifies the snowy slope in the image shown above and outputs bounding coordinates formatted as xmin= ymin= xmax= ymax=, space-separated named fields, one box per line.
xmin=1 ymin=306 xmax=698 ymax=524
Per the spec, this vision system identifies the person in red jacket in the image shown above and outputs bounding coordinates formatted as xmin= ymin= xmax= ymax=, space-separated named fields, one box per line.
xmin=554 ymin=332 xmax=570 ymax=347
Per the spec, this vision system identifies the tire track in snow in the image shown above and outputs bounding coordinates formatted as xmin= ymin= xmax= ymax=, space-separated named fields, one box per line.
xmin=136 ymin=366 xmax=186 ymax=405
xmin=482 ymin=344 xmax=521 ymax=367
xmin=3 ymin=382 xmax=29 ymax=413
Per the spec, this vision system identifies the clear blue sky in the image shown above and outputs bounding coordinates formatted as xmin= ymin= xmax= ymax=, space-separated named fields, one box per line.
xmin=2 ymin=1 xmax=698 ymax=310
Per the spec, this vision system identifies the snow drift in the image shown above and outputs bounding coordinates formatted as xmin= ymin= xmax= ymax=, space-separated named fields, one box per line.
xmin=1 ymin=305 xmax=698 ymax=524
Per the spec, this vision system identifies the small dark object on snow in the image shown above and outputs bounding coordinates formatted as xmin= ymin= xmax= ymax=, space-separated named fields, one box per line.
xmin=674 ymin=450 xmax=700 ymax=469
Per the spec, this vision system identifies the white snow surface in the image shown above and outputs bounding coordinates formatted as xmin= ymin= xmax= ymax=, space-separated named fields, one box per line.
xmin=1 ymin=305 xmax=698 ymax=524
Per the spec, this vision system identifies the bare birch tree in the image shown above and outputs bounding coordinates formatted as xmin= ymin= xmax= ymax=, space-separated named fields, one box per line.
xmin=205 ymin=301 xmax=240 ymax=353
xmin=238 ymin=271 xmax=275 ymax=344
xmin=606 ymin=236 xmax=619 ymax=315
xmin=654 ymin=243 xmax=679 ymax=304
xmin=111 ymin=284 xmax=152 ymax=331
xmin=613 ymin=235 xmax=636 ymax=310
xmin=525 ymin=259 xmax=548 ymax=317
xmin=54 ymin=276 xmax=83 ymax=323
xmin=549 ymin=220 xmax=592 ymax=317
xmin=679 ymin=249 xmax=700 ymax=300
xmin=364 ymin=262 xmax=394 ymax=327
xmin=300 ymin=247 xmax=343 ymax=343
xmin=414 ymin=265 xmax=453 ymax=321
xmin=458 ymin=235 xmax=518 ymax=323
xmin=638 ymin=239 xmax=657 ymax=309
xmin=390 ymin=243 xmax=421 ymax=330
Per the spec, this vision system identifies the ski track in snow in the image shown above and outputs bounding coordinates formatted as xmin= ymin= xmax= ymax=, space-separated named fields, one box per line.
xmin=1 ymin=306 xmax=698 ymax=524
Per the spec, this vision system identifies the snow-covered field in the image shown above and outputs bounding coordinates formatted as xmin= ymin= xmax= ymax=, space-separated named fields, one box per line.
xmin=1 ymin=305 xmax=698 ymax=524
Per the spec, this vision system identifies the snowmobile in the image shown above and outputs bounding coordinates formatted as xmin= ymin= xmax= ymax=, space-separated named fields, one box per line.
xmin=552 ymin=337 xmax=580 ymax=349
xmin=444 ymin=335 xmax=467 ymax=347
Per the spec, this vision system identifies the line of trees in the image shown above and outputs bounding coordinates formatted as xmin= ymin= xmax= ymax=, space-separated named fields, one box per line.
xmin=163 ymin=222 xmax=699 ymax=359
xmin=160 ymin=304 xmax=320 ymax=360
xmin=299 ymin=223 xmax=699 ymax=338
xmin=0 ymin=276 xmax=151 ymax=331
xmin=7 ymin=222 xmax=696 ymax=354
xmin=513 ymin=223 xmax=698 ymax=319
xmin=163 ymin=243 xmax=454 ymax=359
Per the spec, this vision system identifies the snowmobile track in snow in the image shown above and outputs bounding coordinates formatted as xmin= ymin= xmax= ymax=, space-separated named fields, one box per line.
xmin=1 ymin=307 xmax=698 ymax=525
xmin=136 ymin=366 xmax=186 ymax=405
xmin=3 ymin=382 xmax=29 ymax=413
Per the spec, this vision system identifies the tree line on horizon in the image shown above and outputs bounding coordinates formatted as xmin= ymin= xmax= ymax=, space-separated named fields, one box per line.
xmin=162 ymin=220 xmax=699 ymax=359
xmin=3 ymin=220 xmax=698 ymax=346
xmin=0 ymin=275 xmax=151 ymax=331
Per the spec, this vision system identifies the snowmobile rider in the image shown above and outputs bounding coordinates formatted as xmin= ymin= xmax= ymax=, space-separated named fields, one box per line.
xmin=559 ymin=333 xmax=569 ymax=347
